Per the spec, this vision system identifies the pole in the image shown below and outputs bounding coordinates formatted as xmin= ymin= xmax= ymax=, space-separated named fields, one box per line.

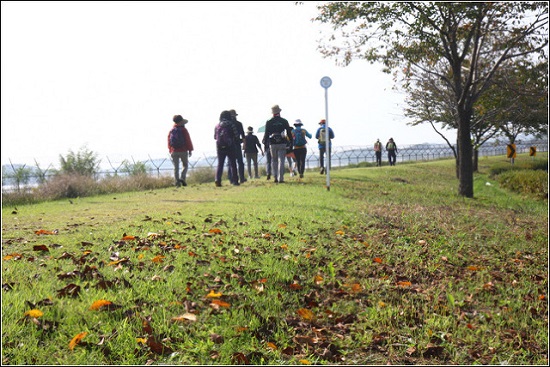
xmin=320 ymin=76 xmax=332 ymax=191
xmin=324 ymin=87 xmax=330 ymax=191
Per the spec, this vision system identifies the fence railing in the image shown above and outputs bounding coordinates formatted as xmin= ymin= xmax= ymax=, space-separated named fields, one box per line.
xmin=2 ymin=140 xmax=547 ymax=191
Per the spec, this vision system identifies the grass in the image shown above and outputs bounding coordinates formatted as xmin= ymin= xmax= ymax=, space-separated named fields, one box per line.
xmin=1 ymin=153 xmax=548 ymax=365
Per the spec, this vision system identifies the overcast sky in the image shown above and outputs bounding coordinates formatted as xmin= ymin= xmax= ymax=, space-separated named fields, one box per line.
xmin=1 ymin=1 xmax=456 ymax=168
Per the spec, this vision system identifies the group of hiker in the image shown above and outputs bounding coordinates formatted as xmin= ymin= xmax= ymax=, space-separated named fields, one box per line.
xmin=167 ymin=105 xmax=397 ymax=187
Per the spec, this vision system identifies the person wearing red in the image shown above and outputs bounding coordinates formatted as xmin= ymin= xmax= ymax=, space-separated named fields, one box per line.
xmin=167 ymin=114 xmax=194 ymax=187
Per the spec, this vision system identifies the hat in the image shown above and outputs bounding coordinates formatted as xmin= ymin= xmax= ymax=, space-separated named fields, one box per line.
xmin=229 ymin=109 xmax=238 ymax=116
xmin=173 ymin=115 xmax=188 ymax=124
xmin=319 ymin=119 xmax=326 ymax=125
xmin=247 ymin=126 xmax=253 ymax=133
xmin=271 ymin=104 xmax=282 ymax=114
xmin=294 ymin=119 xmax=303 ymax=126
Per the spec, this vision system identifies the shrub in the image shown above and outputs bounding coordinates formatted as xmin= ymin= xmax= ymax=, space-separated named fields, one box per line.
xmin=496 ymin=169 xmax=548 ymax=199
xmin=37 ymin=173 xmax=98 ymax=200
xmin=188 ymin=167 xmax=216 ymax=184
xmin=59 ymin=146 xmax=101 ymax=177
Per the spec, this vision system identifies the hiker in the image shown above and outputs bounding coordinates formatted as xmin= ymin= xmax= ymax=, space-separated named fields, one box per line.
xmin=229 ymin=109 xmax=247 ymax=184
xmin=315 ymin=119 xmax=335 ymax=174
xmin=374 ymin=138 xmax=382 ymax=167
xmin=214 ymin=110 xmax=239 ymax=186
xmin=243 ymin=126 xmax=264 ymax=179
xmin=262 ymin=104 xmax=293 ymax=183
xmin=291 ymin=119 xmax=312 ymax=178
xmin=167 ymin=114 xmax=194 ymax=187
xmin=386 ymin=137 xmax=398 ymax=166
xmin=262 ymin=135 xmax=272 ymax=180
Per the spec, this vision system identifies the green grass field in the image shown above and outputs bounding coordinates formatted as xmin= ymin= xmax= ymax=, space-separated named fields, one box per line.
xmin=2 ymin=154 xmax=547 ymax=365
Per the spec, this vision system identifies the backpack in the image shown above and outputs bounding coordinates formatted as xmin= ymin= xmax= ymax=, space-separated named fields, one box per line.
xmin=215 ymin=120 xmax=234 ymax=150
xmin=293 ymin=129 xmax=307 ymax=146
xmin=169 ymin=126 xmax=185 ymax=149
xmin=318 ymin=128 xmax=326 ymax=144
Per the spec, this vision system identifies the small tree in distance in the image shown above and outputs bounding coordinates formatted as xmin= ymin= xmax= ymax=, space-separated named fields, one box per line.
xmin=59 ymin=145 xmax=101 ymax=178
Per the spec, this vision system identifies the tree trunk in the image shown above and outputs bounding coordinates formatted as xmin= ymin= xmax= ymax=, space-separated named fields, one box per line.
xmin=473 ymin=148 xmax=479 ymax=172
xmin=457 ymin=116 xmax=474 ymax=198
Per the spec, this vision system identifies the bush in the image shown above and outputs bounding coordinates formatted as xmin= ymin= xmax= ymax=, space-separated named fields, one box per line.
xmin=37 ymin=173 xmax=98 ymax=200
xmin=188 ymin=167 xmax=216 ymax=184
xmin=489 ymin=159 xmax=548 ymax=178
xmin=496 ymin=169 xmax=548 ymax=199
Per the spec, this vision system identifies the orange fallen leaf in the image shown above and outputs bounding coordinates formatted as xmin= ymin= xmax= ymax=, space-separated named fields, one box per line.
xmin=69 ymin=332 xmax=88 ymax=350
xmin=211 ymin=299 xmax=231 ymax=308
xmin=35 ymin=229 xmax=57 ymax=235
xmin=335 ymin=230 xmax=345 ymax=235
xmin=89 ymin=299 xmax=112 ymax=310
xmin=209 ymin=228 xmax=222 ymax=234
xmin=299 ymin=359 xmax=312 ymax=365
xmin=397 ymin=281 xmax=412 ymax=287
xmin=373 ymin=257 xmax=383 ymax=263
xmin=278 ymin=223 xmax=287 ymax=228
xmin=314 ymin=275 xmax=323 ymax=284
xmin=206 ymin=290 xmax=222 ymax=298
xmin=289 ymin=283 xmax=302 ymax=290
xmin=151 ymin=255 xmax=165 ymax=263
xmin=267 ymin=342 xmax=278 ymax=350
xmin=121 ymin=235 xmax=136 ymax=241
xmin=24 ymin=309 xmax=43 ymax=318
xmin=297 ymin=308 xmax=315 ymax=320
xmin=467 ymin=265 xmax=480 ymax=271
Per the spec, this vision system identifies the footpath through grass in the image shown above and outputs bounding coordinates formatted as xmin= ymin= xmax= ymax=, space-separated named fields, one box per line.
xmin=2 ymin=155 xmax=548 ymax=365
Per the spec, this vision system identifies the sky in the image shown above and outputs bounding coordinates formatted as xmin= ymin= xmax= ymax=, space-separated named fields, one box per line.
xmin=1 ymin=1 xmax=456 ymax=169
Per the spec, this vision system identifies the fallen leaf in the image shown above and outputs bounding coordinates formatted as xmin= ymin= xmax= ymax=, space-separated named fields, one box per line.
xmin=297 ymin=308 xmax=315 ymax=320
xmin=171 ymin=313 xmax=197 ymax=322
xmin=373 ymin=257 xmax=383 ymax=263
xmin=68 ymin=332 xmax=88 ymax=350
xmin=206 ymin=290 xmax=222 ymax=298
xmin=24 ymin=309 xmax=43 ymax=318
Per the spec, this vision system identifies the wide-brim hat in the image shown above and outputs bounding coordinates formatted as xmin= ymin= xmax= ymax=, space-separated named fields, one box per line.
xmin=319 ymin=119 xmax=326 ymax=125
xmin=271 ymin=104 xmax=282 ymax=114
xmin=294 ymin=119 xmax=303 ymax=126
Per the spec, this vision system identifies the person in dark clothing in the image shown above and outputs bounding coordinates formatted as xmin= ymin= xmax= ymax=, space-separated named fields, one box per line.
xmin=167 ymin=115 xmax=194 ymax=187
xmin=315 ymin=119 xmax=335 ymax=174
xmin=243 ymin=126 xmax=264 ymax=179
xmin=214 ymin=110 xmax=239 ymax=186
xmin=386 ymin=137 xmax=398 ymax=166
xmin=229 ymin=109 xmax=247 ymax=184
xmin=374 ymin=138 xmax=382 ymax=167
xmin=262 ymin=104 xmax=293 ymax=183
xmin=291 ymin=119 xmax=312 ymax=179
xmin=262 ymin=135 xmax=272 ymax=180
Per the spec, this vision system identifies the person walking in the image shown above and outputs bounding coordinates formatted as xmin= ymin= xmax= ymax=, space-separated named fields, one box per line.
xmin=262 ymin=104 xmax=293 ymax=183
xmin=291 ymin=119 xmax=312 ymax=178
xmin=374 ymin=138 xmax=383 ymax=167
xmin=167 ymin=114 xmax=194 ymax=187
xmin=315 ymin=119 xmax=335 ymax=174
xmin=262 ymin=135 xmax=272 ymax=180
xmin=243 ymin=126 xmax=264 ymax=179
xmin=386 ymin=137 xmax=398 ymax=166
xmin=229 ymin=109 xmax=247 ymax=184
xmin=214 ymin=110 xmax=239 ymax=186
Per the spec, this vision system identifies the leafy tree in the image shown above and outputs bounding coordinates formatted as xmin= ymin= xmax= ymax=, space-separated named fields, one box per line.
xmin=59 ymin=146 xmax=101 ymax=177
xmin=6 ymin=159 xmax=32 ymax=193
xmin=121 ymin=159 xmax=148 ymax=176
xmin=314 ymin=2 xmax=548 ymax=197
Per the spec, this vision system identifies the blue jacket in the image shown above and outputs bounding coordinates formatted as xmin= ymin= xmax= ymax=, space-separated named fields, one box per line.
xmin=315 ymin=124 xmax=334 ymax=149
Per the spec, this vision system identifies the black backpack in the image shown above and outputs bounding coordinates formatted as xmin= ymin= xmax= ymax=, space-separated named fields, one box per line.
xmin=215 ymin=120 xmax=235 ymax=150
xmin=169 ymin=126 xmax=185 ymax=149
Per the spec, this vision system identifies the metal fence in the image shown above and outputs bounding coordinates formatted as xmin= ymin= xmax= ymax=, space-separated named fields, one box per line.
xmin=2 ymin=139 xmax=547 ymax=191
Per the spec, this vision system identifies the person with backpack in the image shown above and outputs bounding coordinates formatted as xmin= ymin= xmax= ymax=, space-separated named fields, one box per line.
xmin=386 ymin=137 xmax=398 ymax=166
xmin=243 ymin=126 xmax=264 ymax=179
xmin=262 ymin=104 xmax=293 ymax=183
xmin=167 ymin=114 xmax=194 ymax=187
xmin=291 ymin=119 xmax=312 ymax=179
xmin=214 ymin=110 xmax=239 ymax=187
xmin=229 ymin=109 xmax=247 ymax=184
xmin=374 ymin=138 xmax=383 ymax=167
xmin=315 ymin=119 xmax=335 ymax=174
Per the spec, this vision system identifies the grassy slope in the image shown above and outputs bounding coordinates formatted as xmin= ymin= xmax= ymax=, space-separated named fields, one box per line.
xmin=1 ymin=155 xmax=548 ymax=365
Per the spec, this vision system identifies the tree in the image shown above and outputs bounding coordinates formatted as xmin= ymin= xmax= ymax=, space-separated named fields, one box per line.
xmin=314 ymin=2 xmax=548 ymax=197
xmin=59 ymin=146 xmax=101 ymax=177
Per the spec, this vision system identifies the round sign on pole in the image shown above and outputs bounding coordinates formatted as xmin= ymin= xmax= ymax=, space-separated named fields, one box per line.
xmin=320 ymin=76 xmax=332 ymax=89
